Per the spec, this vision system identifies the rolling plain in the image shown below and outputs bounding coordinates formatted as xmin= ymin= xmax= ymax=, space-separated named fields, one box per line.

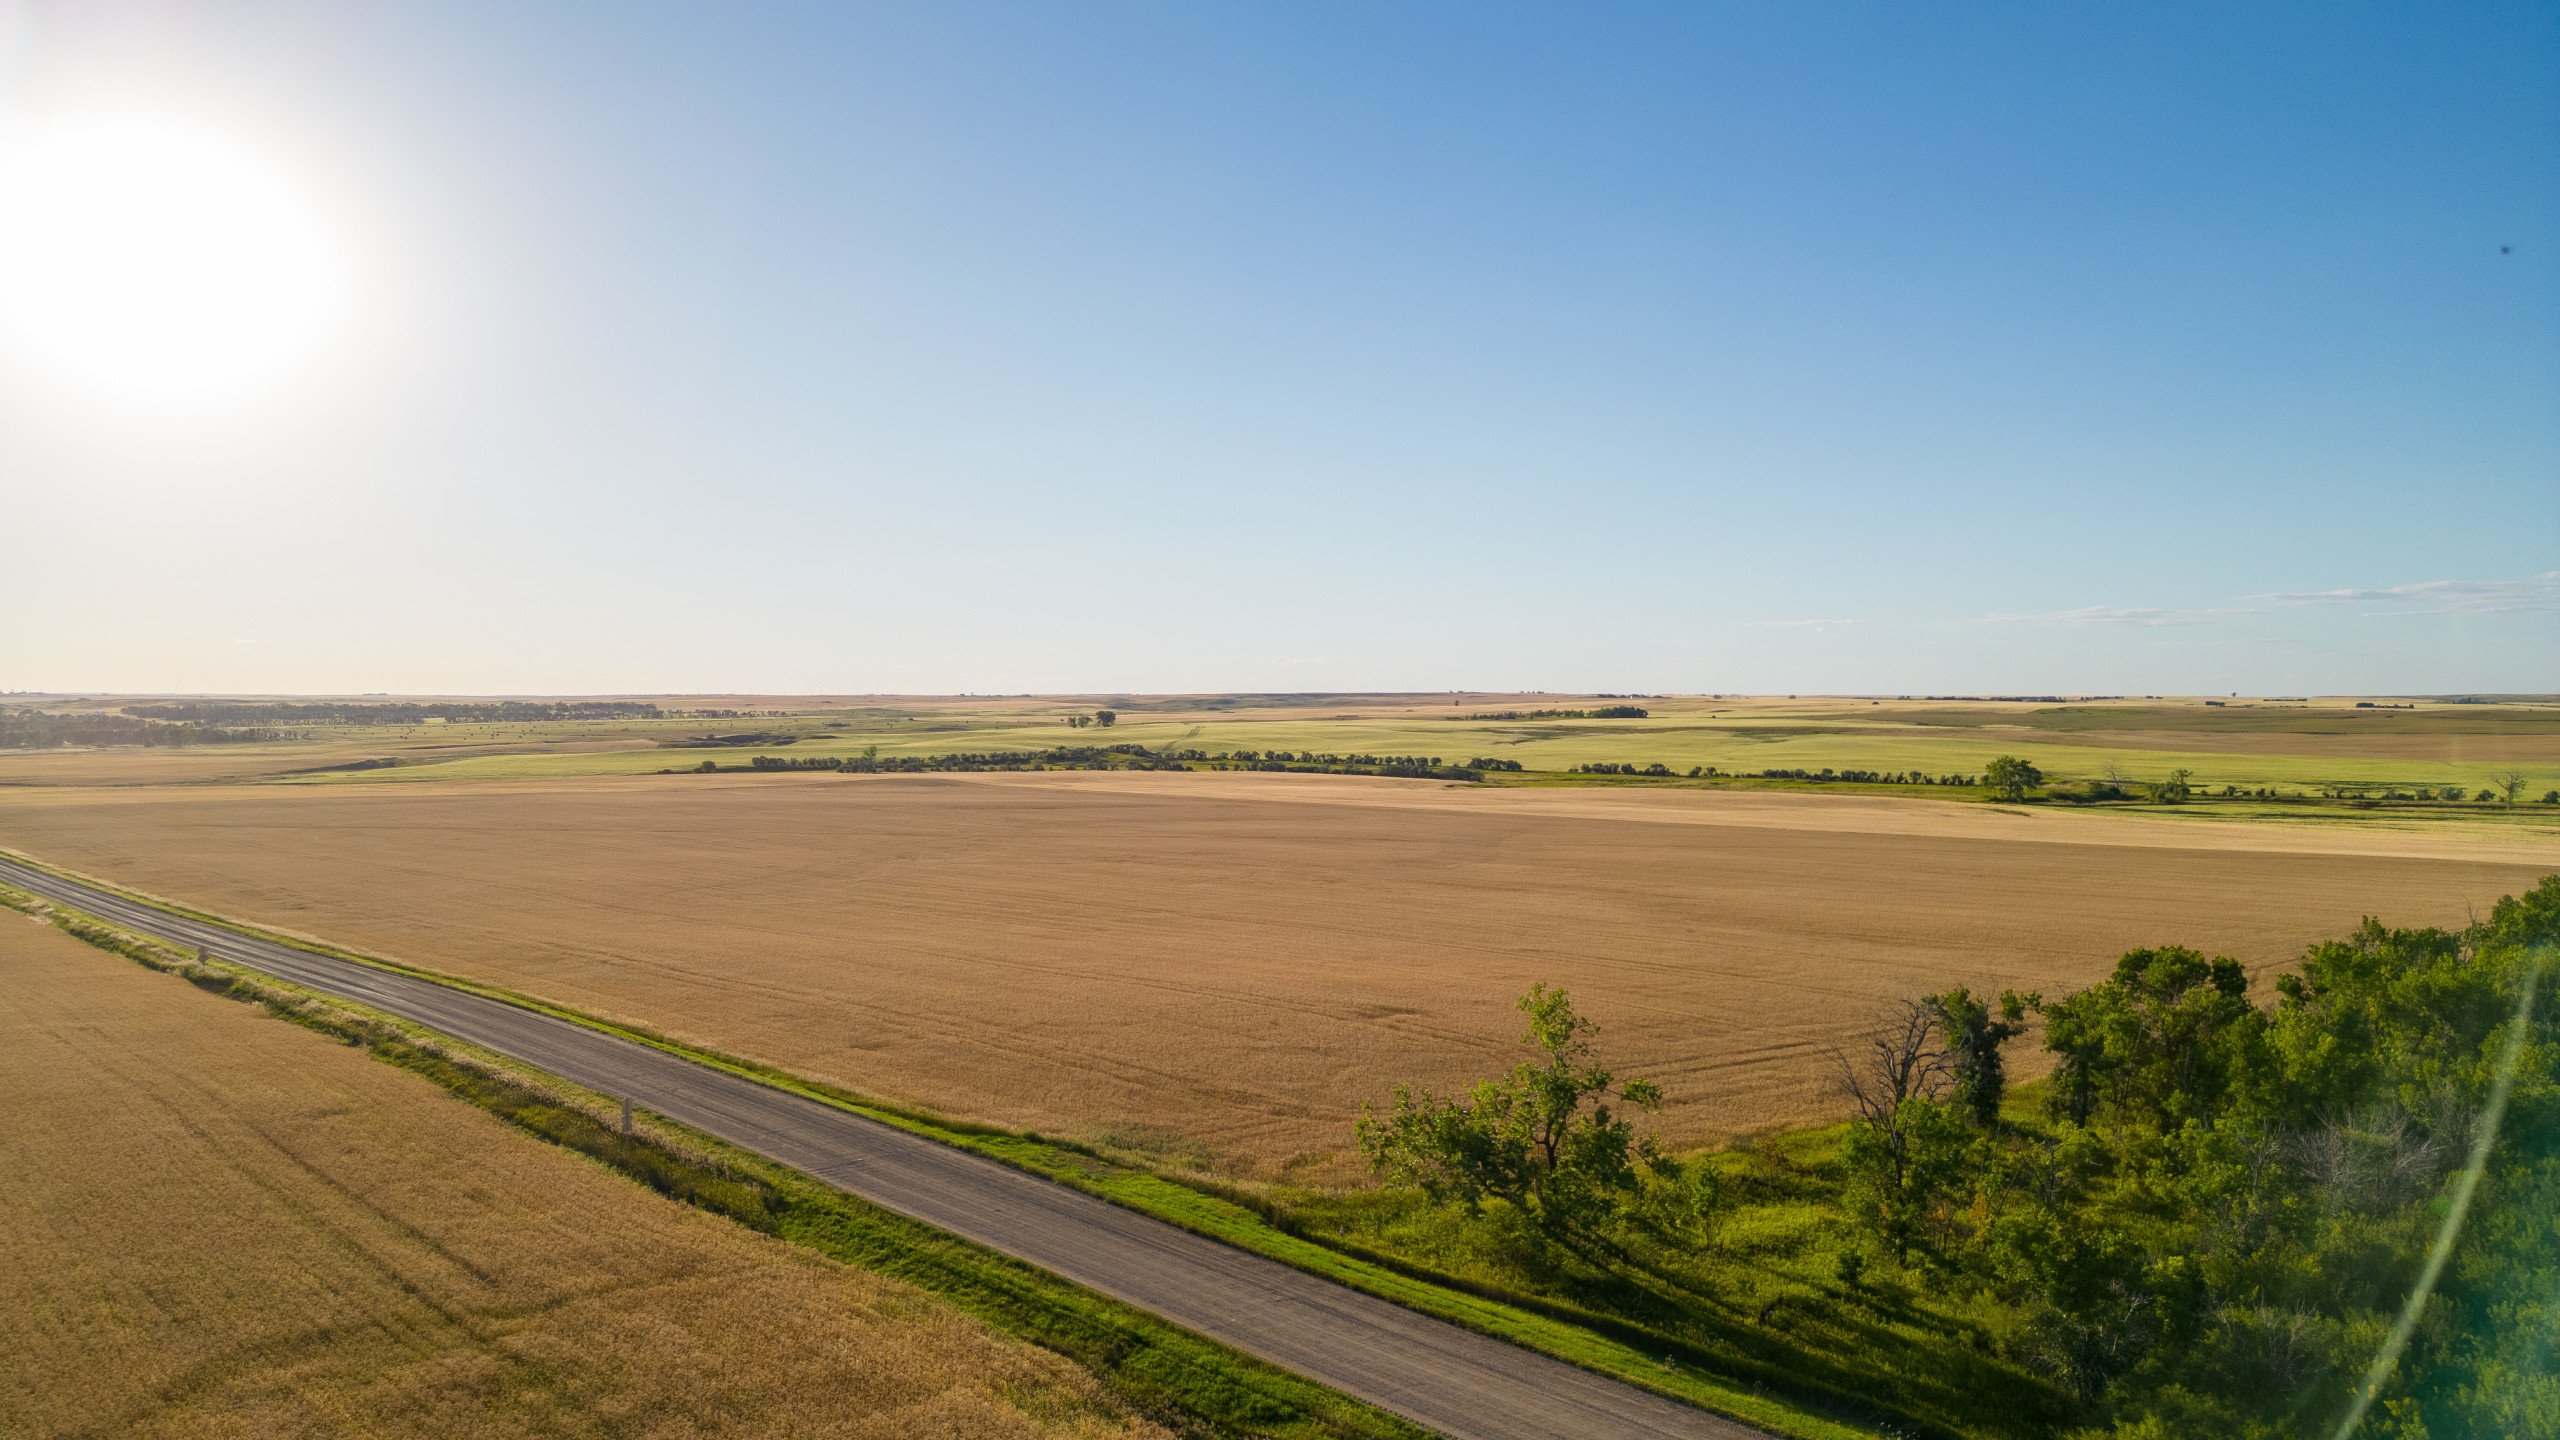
xmin=7 ymin=691 xmax=2558 ymax=1439
xmin=4 ymin=740 xmax=2550 ymax=1179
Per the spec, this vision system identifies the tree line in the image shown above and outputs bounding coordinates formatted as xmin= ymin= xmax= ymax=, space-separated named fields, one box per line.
xmin=121 ymin=700 xmax=665 ymax=726
xmin=681 ymin=744 xmax=1494 ymax=782
xmin=1357 ymin=876 xmax=2560 ymax=1438
xmin=1461 ymin=705 xmax=1650 ymax=720
xmin=0 ymin=709 xmax=282 ymax=748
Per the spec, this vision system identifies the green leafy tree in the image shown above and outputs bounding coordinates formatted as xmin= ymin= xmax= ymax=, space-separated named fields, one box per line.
xmin=1092 ymin=709 xmax=1117 ymax=728
xmin=1357 ymin=985 xmax=1663 ymax=1238
xmin=2039 ymin=946 xmax=2263 ymax=1129
xmin=1834 ymin=996 xmax=1974 ymax=1260
xmin=1984 ymin=754 xmax=2044 ymax=802
xmin=2146 ymin=767 xmax=2194 ymax=804
xmin=1844 ymin=1093 xmax=1976 ymax=1264
xmin=1928 ymin=985 xmax=2034 ymax=1125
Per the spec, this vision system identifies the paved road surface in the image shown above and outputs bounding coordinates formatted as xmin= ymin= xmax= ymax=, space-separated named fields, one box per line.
xmin=0 ymin=855 xmax=1772 ymax=1440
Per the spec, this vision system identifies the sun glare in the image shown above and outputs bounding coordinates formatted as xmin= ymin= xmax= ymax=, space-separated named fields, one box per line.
xmin=0 ymin=107 xmax=351 ymax=415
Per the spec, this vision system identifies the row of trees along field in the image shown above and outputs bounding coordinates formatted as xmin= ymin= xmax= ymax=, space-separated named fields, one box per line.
xmin=119 ymin=700 xmax=667 ymax=725
xmin=1569 ymin=761 xmax=1984 ymax=785
xmin=1990 ymin=755 xmax=2557 ymax=808
xmin=1349 ymin=878 xmax=2559 ymax=1440
xmin=0 ymin=709 xmax=283 ymax=747
xmin=706 ymin=745 xmax=1492 ymax=782
xmin=1460 ymin=705 xmax=1651 ymax=720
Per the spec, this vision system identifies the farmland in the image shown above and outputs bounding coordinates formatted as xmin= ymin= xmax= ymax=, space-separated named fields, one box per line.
xmin=9 ymin=693 xmax=2557 ymax=814
xmin=0 ymin=910 xmax=1168 ymax=1440
xmin=5 ymin=691 xmax=2556 ymax=1440
xmin=2 ymin=762 xmax=2547 ymax=1180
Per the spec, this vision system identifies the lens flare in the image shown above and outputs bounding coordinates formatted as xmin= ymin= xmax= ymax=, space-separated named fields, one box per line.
xmin=0 ymin=107 xmax=351 ymax=414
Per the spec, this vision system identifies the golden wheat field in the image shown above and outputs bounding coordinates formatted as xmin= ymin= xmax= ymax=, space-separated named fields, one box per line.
xmin=3 ymin=770 xmax=2549 ymax=1181
xmin=0 ymin=913 xmax=1167 ymax=1440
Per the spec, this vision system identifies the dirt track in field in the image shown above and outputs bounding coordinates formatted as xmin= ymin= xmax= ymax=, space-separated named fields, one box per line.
xmin=3 ymin=771 xmax=2550 ymax=1178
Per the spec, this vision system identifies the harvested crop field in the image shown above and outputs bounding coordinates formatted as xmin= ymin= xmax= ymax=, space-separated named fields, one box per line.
xmin=0 ymin=911 xmax=1165 ymax=1440
xmin=3 ymin=772 xmax=2552 ymax=1179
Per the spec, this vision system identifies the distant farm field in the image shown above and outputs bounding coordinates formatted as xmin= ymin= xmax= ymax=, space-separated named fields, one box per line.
xmin=0 ymin=912 xmax=1166 ymax=1440
xmin=4 ymin=771 xmax=2548 ymax=1181
xmin=8 ymin=694 xmax=2554 ymax=804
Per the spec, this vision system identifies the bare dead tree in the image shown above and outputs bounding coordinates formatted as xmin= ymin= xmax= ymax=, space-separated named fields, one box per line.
xmin=2284 ymin=1106 xmax=2448 ymax=1216
xmin=1832 ymin=995 xmax=1952 ymax=1126
xmin=1830 ymin=997 xmax=1958 ymax=1258
xmin=2491 ymin=768 xmax=2528 ymax=807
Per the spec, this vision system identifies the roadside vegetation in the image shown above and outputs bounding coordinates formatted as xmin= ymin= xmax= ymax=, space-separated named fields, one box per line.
xmin=1317 ymin=881 xmax=2560 ymax=1438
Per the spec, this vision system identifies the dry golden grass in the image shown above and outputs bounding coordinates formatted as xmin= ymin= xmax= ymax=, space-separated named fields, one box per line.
xmin=3 ymin=771 xmax=2550 ymax=1182
xmin=0 ymin=913 xmax=1168 ymax=1440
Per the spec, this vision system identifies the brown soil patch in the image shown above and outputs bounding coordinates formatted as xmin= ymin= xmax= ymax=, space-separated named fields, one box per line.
xmin=2 ymin=773 xmax=2550 ymax=1180
xmin=0 ymin=913 xmax=1163 ymax=1440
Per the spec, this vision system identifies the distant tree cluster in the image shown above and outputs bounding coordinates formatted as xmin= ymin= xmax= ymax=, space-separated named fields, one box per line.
xmin=121 ymin=700 xmax=663 ymax=726
xmin=0 ymin=709 xmax=281 ymax=748
xmin=683 ymin=744 xmax=1491 ymax=782
xmin=1199 ymin=749 xmax=1478 ymax=779
xmin=1569 ymin=761 xmax=1675 ymax=776
xmin=733 ymin=745 xmax=1188 ymax=774
xmin=1464 ymin=757 xmax=1525 ymax=771
xmin=1750 ymin=767 xmax=1980 ymax=787
xmin=1460 ymin=706 xmax=1649 ymax=721
xmin=1064 ymin=710 xmax=1117 ymax=729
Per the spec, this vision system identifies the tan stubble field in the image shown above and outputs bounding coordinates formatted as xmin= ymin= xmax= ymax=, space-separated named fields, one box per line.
xmin=1 ymin=769 xmax=2550 ymax=1180
xmin=0 ymin=912 xmax=1167 ymax=1440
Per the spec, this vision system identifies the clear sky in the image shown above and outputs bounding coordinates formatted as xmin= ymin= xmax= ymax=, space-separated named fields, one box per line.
xmin=3 ymin=1 xmax=2553 ymax=696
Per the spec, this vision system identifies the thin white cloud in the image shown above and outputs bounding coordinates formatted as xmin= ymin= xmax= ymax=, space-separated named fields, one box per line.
xmin=1981 ymin=605 xmax=2228 ymax=627
xmin=2247 ymin=571 xmax=2560 ymax=616
xmin=1749 ymin=572 xmax=2555 ymax=633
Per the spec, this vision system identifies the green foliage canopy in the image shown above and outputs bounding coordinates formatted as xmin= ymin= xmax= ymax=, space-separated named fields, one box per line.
xmin=1358 ymin=984 xmax=1665 ymax=1238
xmin=1984 ymin=754 xmax=2045 ymax=801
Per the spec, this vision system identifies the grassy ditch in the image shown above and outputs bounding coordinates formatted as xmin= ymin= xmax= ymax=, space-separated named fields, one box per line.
xmin=0 ymin=881 xmax=1422 ymax=1440
xmin=0 ymin=849 xmax=1879 ymax=1440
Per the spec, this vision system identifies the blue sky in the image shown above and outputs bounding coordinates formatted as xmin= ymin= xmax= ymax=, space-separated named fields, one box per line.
xmin=3 ymin=1 xmax=2553 ymax=695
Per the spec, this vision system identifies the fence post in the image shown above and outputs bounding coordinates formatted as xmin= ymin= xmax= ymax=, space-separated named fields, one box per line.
xmin=620 ymin=1097 xmax=633 ymax=1136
